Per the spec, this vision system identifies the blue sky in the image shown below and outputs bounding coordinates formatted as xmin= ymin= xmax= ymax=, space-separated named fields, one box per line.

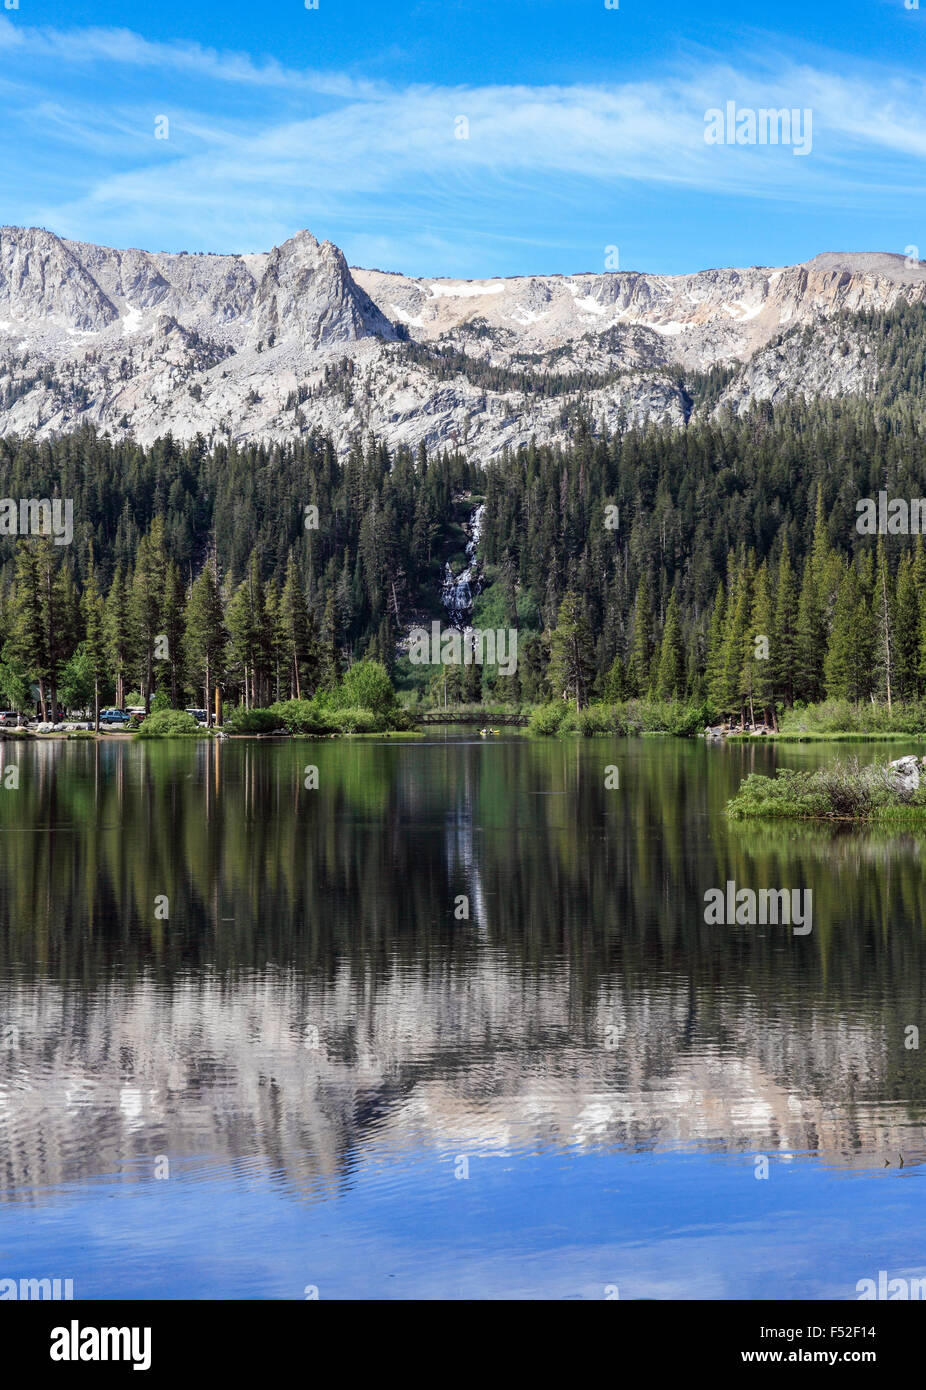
xmin=3 ymin=0 xmax=926 ymax=277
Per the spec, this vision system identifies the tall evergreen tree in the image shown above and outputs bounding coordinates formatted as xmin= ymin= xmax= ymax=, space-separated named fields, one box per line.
xmin=81 ymin=560 xmax=108 ymax=731
xmin=184 ymin=563 xmax=227 ymax=727
xmin=279 ymin=550 xmax=318 ymax=699
xmin=627 ymin=575 xmax=655 ymax=697
xmin=741 ymin=561 xmax=775 ymax=725
xmin=104 ymin=563 xmax=133 ymax=710
xmin=549 ymin=589 xmax=595 ymax=711
xmin=654 ymin=589 xmax=685 ymax=699
xmin=772 ymin=542 xmax=798 ymax=707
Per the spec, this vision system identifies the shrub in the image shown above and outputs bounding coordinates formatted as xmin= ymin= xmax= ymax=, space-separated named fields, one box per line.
xmin=267 ymin=700 xmax=332 ymax=735
xmin=135 ymin=709 xmax=203 ymax=738
xmin=726 ymin=758 xmax=926 ymax=820
xmin=566 ymin=705 xmax=626 ymax=737
xmin=328 ymin=706 xmax=383 ymax=733
xmin=778 ymin=699 xmax=926 ymax=735
xmin=666 ymin=700 xmax=716 ymax=738
xmin=528 ymin=702 xmax=568 ymax=735
xmin=222 ymin=708 xmax=282 ymax=734
xmin=334 ymin=660 xmax=396 ymax=714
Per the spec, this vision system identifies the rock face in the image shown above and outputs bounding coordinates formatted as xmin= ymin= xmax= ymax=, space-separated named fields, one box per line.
xmin=0 ymin=226 xmax=118 ymax=332
xmin=0 ymin=227 xmax=925 ymax=459
xmin=248 ymin=230 xmax=395 ymax=350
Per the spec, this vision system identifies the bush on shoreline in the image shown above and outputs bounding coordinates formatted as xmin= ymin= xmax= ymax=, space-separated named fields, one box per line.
xmin=778 ymin=700 xmax=926 ymax=735
xmin=726 ymin=758 xmax=926 ymax=820
xmin=527 ymin=698 xmax=713 ymax=738
xmin=135 ymin=710 xmax=207 ymax=739
xmin=221 ymin=708 xmax=283 ymax=734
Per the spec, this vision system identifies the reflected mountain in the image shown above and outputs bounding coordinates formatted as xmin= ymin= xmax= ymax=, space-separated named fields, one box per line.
xmin=2 ymin=735 xmax=926 ymax=1202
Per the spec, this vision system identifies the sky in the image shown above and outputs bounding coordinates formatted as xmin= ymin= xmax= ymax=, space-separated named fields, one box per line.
xmin=3 ymin=0 xmax=926 ymax=278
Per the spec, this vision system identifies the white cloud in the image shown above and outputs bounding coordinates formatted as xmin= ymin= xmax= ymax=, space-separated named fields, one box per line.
xmin=0 ymin=16 xmax=381 ymax=99
xmin=3 ymin=20 xmax=926 ymax=267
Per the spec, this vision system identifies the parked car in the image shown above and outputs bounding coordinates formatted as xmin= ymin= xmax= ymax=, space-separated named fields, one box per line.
xmin=185 ymin=708 xmax=208 ymax=725
xmin=99 ymin=708 xmax=132 ymax=726
xmin=126 ymin=706 xmax=147 ymax=724
xmin=0 ymin=711 xmax=23 ymax=727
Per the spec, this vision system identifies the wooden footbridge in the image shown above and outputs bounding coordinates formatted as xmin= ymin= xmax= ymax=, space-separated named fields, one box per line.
xmin=414 ymin=711 xmax=528 ymax=727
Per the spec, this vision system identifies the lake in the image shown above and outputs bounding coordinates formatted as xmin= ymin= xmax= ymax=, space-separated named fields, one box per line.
xmin=1 ymin=732 xmax=925 ymax=1299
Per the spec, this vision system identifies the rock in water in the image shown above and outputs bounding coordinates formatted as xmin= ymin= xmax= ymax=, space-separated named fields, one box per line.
xmin=887 ymin=755 xmax=921 ymax=793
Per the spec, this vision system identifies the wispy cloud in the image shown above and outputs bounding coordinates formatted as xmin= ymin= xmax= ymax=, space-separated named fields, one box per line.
xmin=0 ymin=17 xmax=382 ymax=99
xmin=3 ymin=19 xmax=926 ymax=272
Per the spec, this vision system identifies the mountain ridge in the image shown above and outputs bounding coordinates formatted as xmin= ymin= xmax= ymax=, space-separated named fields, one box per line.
xmin=0 ymin=225 xmax=922 ymax=459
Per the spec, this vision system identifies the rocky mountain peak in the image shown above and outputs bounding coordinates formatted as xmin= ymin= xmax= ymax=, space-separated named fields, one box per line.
xmin=0 ymin=227 xmax=923 ymax=459
xmin=0 ymin=225 xmax=119 ymax=333
xmin=248 ymin=230 xmax=396 ymax=349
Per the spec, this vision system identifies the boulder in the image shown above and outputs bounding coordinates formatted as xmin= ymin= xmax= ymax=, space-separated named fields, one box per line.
xmin=887 ymin=755 xmax=921 ymax=793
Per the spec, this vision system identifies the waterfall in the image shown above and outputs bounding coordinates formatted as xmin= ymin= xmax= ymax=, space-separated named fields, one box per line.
xmin=441 ymin=503 xmax=485 ymax=629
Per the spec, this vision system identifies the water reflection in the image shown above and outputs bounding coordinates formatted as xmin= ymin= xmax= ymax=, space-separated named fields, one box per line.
xmin=1 ymin=735 xmax=926 ymax=1210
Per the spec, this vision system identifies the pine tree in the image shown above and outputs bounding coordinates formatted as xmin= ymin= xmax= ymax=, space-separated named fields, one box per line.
xmin=105 ymin=563 xmax=134 ymax=710
xmin=130 ymin=520 xmax=166 ymax=714
xmin=772 ymin=542 xmax=798 ymax=707
xmin=654 ymin=589 xmax=685 ymax=699
xmin=823 ymin=562 xmax=874 ymax=703
xmin=704 ymin=584 xmax=726 ymax=713
xmin=602 ymin=652 xmax=631 ymax=701
xmin=318 ymin=592 xmax=343 ymax=692
xmin=82 ymin=560 xmax=108 ymax=731
xmin=549 ymin=589 xmax=595 ymax=710
xmin=22 ymin=540 xmax=71 ymax=722
xmin=184 ymin=563 xmax=227 ymax=727
xmin=264 ymin=577 xmax=285 ymax=705
xmin=795 ymin=557 xmax=825 ymax=703
xmin=627 ymin=575 xmax=655 ymax=697
xmin=11 ymin=542 xmax=48 ymax=720
xmin=894 ymin=551 xmax=920 ymax=703
xmin=280 ymin=550 xmax=318 ymax=699
xmin=741 ymin=561 xmax=775 ymax=725
xmin=717 ymin=552 xmax=753 ymax=721
xmin=874 ymin=537 xmax=895 ymax=710
xmin=226 ymin=554 xmax=268 ymax=709
xmin=160 ymin=560 xmax=186 ymax=710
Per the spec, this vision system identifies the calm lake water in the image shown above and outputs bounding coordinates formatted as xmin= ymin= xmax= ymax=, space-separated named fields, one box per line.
xmin=1 ymin=732 xmax=925 ymax=1299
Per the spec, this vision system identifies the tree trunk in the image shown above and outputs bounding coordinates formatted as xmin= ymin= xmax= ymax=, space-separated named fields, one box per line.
xmin=881 ymin=560 xmax=893 ymax=712
xmin=145 ymin=643 xmax=153 ymax=715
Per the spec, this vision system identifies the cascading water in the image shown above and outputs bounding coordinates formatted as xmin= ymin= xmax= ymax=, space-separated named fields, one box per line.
xmin=441 ymin=503 xmax=485 ymax=629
